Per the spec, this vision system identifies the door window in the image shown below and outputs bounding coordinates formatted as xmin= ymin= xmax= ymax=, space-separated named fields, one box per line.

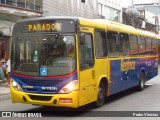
xmin=79 ymin=33 xmax=94 ymax=70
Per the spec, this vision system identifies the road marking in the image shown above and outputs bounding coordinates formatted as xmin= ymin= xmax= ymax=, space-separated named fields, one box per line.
xmin=145 ymin=83 xmax=154 ymax=86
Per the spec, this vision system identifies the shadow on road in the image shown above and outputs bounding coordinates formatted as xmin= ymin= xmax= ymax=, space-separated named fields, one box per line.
xmin=106 ymin=85 xmax=152 ymax=104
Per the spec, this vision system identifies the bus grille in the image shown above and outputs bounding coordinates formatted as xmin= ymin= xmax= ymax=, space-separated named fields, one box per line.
xmin=29 ymin=95 xmax=52 ymax=101
xmin=20 ymin=80 xmax=62 ymax=86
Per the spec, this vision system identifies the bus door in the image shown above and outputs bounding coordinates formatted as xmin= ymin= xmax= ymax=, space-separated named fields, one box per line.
xmin=78 ymin=27 xmax=96 ymax=106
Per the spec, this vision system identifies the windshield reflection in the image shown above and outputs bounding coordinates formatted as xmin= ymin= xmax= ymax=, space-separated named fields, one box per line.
xmin=11 ymin=35 xmax=76 ymax=76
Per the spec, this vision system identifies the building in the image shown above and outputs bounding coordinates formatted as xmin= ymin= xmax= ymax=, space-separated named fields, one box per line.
xmin=43 ymin=0 xmax=100 ymax=19
xmin=122 ymin=0 xmax=160 ymax=32
xmin=98 ymin=0 xmax=122 ymax=22
xmin=43 ymin=0 xmax=123 ymax=22
xmin=133 ymin=0 xmax=160 ymax=5
xmin=0 ymin=0 xmax=43 ymax=60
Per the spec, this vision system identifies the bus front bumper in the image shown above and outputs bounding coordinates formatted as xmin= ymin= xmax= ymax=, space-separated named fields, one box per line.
xmin=10 ymin=86 xmax=79 ymax=108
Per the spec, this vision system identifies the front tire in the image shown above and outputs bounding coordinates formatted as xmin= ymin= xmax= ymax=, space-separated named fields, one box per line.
xmin=95 ymin=82 xmax=106 ymax=107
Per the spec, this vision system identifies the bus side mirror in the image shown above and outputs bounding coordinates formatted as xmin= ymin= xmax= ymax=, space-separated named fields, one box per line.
xmin=0 ymin=31 xmax=3 ymax=37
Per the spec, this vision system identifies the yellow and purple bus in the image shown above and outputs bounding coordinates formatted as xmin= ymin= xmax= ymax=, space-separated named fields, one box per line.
xmin=10 ymin=16 xmax=158 ymax=108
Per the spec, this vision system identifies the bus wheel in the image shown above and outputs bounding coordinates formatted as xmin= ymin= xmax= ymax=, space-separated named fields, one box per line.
xmin=138 ymin=73 xmax=145 ymax=91
xmin=95 ymin=82 xmax=106 ymax=107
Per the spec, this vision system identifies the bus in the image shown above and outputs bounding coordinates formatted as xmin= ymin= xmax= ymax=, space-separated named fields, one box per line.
xmin=10 ymin=16 xmax=158 ymax=108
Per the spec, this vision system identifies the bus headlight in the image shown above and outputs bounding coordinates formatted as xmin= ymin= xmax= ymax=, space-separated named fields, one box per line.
xmin=11 ymin=79 xmax=23 ymax=91
xmin=59 ymin=80 xmax=78 ymax=94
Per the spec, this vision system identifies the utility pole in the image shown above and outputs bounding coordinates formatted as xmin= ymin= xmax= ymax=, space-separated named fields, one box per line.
xmin=131 ymin=0 xmax=134 ymax=7
xmin=101 ymin=3 xmax=103 ymax=19
xmin=155 ymin=16 xmax=159 ymax=34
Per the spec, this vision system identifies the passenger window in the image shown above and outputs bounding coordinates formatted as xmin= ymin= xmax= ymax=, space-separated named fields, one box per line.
xmin=94 ymin=30 xmax=107 ymax=58
xmin=145 ymin=38 xmax=152 ymax=55
xmin=138 ymin=36 xmax=146 ymax=55
xmin=107 ymin=31 xmax=119 ymax=57
xmin=152 ymin=39 xmax=158 ymax=55
xmin=119 ymin=33 xmax=129 ymax=56
xmin=129 ymin=35 xmax=139 ymax=56
xmin=78 ymin=33 xmax=94 ymax=70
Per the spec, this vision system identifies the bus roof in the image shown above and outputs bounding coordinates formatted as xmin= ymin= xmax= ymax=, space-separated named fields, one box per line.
xmin=79 ymin=18 xmax=157 ymax=38
xmin=14 ymin=16 xmax=157 ymax=38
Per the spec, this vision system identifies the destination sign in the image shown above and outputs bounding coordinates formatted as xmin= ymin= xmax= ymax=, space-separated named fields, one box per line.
xmin=13 ymin=19 xmax=76 ymax=34
xmin=28 ymin=23 xmax=62 ymax=32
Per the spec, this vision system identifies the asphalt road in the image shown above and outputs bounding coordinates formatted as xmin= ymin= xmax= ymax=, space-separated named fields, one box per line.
xmin=0 ymin=75 xmax=160 ymax=120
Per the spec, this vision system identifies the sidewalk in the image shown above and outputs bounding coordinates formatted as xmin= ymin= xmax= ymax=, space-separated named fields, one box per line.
xmin=0 ymin=82 xmax=10 ymax=96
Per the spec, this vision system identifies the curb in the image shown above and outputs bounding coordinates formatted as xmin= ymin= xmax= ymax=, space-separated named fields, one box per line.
xmin=0 ymin=94 xmax=11 ymax=101
xmin=0 ymin=93 xmax=10 ymax=96
xmin=0 ymin=85 xmax=10 ymax=96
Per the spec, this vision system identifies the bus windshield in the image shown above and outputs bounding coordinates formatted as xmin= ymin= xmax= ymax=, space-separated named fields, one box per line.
xmin=11 ymin=35 xmax=76 ymax=76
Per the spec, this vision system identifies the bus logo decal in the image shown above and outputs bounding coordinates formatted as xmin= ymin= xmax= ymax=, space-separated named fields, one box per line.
xmin=121 ymin=60 xmax=136 ymax=73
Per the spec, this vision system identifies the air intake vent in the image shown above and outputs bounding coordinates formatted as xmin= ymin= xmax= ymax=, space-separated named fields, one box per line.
xmin=29 ymin=95 xmax=52 ymax=101
xmin=21 ymin=80 xmax=62 ymax=86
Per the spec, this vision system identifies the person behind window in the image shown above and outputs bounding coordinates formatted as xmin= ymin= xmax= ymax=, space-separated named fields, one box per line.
xmin=0 ymin=60 xmax=6 ymax=83
xmin=68 ymin=44 xmax=75 ymax=57
xmin=6 ymin=57 xmax=11 ymax=84
xmin=85 ymin=35 xmax=92 ymax=59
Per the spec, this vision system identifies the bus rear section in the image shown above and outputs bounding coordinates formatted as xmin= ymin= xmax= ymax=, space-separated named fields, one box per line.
xmin=10 ymin=17 xmax=81 ymax=108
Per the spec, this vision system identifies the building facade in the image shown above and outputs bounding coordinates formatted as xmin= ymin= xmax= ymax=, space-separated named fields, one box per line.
xmin=0 ymin=0 xmax=43 ymax=60
xmin=132 ymin=1 xmax=160 ymax=35
xmin=43 ymin=0 xmax=123 ymax=22
xmin=133 ymin=0 xmax=160 ymax=5
xmin=43 ymin=0 xmax=100 ymax=19
xmin=98 ymin=0 xmax=122 ymax=22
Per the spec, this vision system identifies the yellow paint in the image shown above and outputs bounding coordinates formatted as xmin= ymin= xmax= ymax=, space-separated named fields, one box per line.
xmin=78 ymin=27 xmax=97 ymax=106
xmin=10 ymin=85 xmax=79 ymax=108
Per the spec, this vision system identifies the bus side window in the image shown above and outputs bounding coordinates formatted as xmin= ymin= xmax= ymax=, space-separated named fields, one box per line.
xmin=78 ymin=33 xmax=94 ymax=70
xmin=119 ymin=33 xmax=129 ymax=56
xmin=145 ymin=37 xmax=152 ymax=55
xmin=94 ymin=29 xmax=107 ymax=58
xmin=138 ymin=36 xmax=146 ymax=55
xmin=152 ymin=39 xmax=158 ymax=55
xmin=107 ymin=31 xmax=119 ymax=57
xmin=129 ymin=35 xmax=139 ymax=56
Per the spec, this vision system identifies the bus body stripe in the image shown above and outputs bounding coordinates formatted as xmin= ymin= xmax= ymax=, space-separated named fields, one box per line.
xmin=11 ymin=69 xmax=77 ymax=79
